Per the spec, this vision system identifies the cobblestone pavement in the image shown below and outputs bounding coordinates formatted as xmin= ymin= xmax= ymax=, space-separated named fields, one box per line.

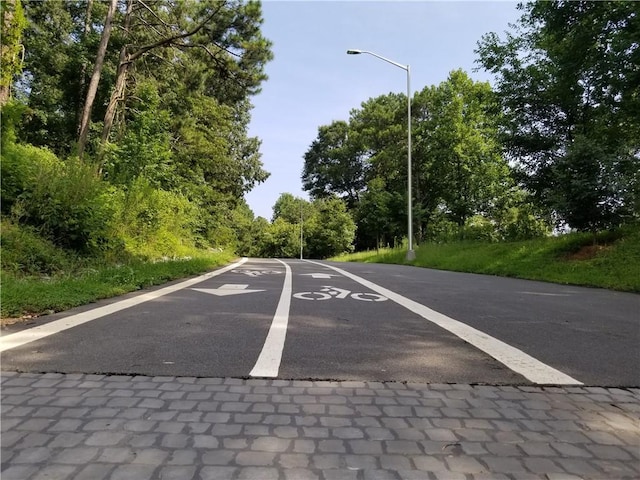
xmin=1 ymin=372 xmax=639 ymax=480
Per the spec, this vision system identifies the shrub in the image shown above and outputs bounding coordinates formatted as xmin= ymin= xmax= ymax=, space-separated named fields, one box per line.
xmin=1 ymin=141 xmax=59 ymax=215
xmin=11 ymin=154 xmax=115 ymax=252
xmin=0 ymin=220 xmax=77 ymax=276
xmin=110 ymin=177 xmax=201 ymax=258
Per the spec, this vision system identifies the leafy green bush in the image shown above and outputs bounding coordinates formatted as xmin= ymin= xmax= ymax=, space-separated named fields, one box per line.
xmin=110 ymin=177 xmax=202 ymax=258
xmin=0 ymin=220 xmax=77 ymax=276
xmin=11 ymin=153 xmax=115 ymax=252
xmin=1 ymin=140 xmax=59 ymax=215
xmin=305 ymin=197 xmax=356 ymax=259
xmin=462 ymin=215 xmax=499 ymax=242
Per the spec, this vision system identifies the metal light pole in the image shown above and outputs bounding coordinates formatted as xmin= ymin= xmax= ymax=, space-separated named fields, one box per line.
xmin=347 ymin=49 xmax=415 ymax=260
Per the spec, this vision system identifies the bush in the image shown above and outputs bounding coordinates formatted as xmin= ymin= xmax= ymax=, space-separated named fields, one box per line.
xmin=463 ymin=215 xmax=499 ymax=242
xmin=11 ymin=153 xmax=116 ymax=252
xmin=1 ymin=140 xmax=59 ymax=215
xmin=0 ymin=220 xmax=77 ymax=276
xmin=110 ymin=177 xmax=202 ymax=258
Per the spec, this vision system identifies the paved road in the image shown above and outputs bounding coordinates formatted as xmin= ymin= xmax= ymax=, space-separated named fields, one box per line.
xmin=2 ymin=372 xmax=639 ymax=480
xmin=2 ymin=259 xmax=639 ymax=479
xmin=1 ymin=258 xmax=638 ymax=386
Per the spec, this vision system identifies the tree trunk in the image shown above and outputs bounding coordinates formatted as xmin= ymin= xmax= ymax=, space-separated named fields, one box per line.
xmin=77 ymin=0 xmax=117 ymax=160
xmin=101 ymin=47 xmax=129 ymax=142
xmin=0 ymin=0 xmax=24 ymax=106
xmin=0 ymin=0 xmax=15 ymax=106
xmin=75 ymin=0 xmax=94 ymax=134
xmin=100 ymin=0 xmax=134 ymax=152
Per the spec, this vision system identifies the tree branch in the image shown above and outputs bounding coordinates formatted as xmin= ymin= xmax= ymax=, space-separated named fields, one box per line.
xmin=128 ymin=2 xmax=226 ymax=62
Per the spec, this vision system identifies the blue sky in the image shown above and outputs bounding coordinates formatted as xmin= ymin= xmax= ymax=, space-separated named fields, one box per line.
xmin=245 ymin=1 xmax=522 ymax=220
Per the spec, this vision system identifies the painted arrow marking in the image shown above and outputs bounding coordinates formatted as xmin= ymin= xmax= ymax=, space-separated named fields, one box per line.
xmin=191 ymin=284 xmax=265 ymax=297
xmin=301 ymin=273 xmax=341 ymax=279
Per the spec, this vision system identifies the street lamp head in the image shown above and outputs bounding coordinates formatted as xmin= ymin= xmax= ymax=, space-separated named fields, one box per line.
xmin=346 ymin=49 xmax=362 ymax=55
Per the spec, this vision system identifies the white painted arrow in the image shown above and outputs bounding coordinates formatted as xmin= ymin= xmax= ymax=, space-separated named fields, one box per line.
xmin=191 ymin=284 xmax=265 ymax=297
xmin=301 ymin=273 xmax=340 ymax=279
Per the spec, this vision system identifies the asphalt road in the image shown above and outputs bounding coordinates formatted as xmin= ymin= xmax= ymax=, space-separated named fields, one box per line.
xmin=1 ymin=258 xmax=638 ymax=386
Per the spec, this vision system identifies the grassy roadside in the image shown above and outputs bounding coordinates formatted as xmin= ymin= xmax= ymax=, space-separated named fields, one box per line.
xmin=331 ymin=227 xmax=640 ymax=292
xmin=1 ymin=252 xmax=236 ymax=320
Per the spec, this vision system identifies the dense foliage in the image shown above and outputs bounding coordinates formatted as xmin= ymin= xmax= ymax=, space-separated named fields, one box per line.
xmin=303 ymin=71 xmax=549 ymax=250
xmin=476 ymin=1 xmax=639 ymax=232
xmin=231 ymin=193 xmax=356 ymax=259
xmin=303 ymin=1 xmax=638 ymax=250
xmin=2 ymin=0 xmax=638 ymax=280
xmin=2 ymin=0 xmax=276 ymax=266
xmin=1 ymin=0 xmax=360 ymax=268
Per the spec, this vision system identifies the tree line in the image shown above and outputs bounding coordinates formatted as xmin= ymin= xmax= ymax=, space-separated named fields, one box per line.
xmin=2 ymin=1 xmax=638 ymax=264
xmin=1 ymin=0 xmax=277 ymax=261
xmin=302 ymin=1 xmax=639 ymax=251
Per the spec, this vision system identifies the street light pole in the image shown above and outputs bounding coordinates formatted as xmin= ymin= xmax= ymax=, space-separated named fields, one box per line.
xmin=347 ymin=49 xmax=415 ymax=260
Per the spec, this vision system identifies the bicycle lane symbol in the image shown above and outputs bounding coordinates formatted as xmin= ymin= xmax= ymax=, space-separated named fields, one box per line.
xmin=293 ymin=286 xmax=387 ymax=302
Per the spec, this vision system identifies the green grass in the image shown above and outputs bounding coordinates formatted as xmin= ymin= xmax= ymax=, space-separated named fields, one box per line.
xmin=1 ymin=252 xmax=236 ymax=318
xmin=0 ymin=219 xmax=237 ymax=318
xmin=331 ymin=227 xmax=640 ymax=292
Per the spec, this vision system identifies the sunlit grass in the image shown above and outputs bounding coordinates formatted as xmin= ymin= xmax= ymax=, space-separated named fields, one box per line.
xmin=1 ymin=251 xmax=236 ymax=318
xmin=331 ymin=227 xmax=640 ymax=292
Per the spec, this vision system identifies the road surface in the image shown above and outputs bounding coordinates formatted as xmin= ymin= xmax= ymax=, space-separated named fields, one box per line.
xmin=2 ymin=258 xmax=638 ymax=386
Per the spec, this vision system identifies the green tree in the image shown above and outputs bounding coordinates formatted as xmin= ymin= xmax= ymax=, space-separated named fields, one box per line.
xmin=246 ymin=216 xmax=271 ymax=257
xmin=100 ymin=0 xmax=273 ymax=149
xmin=271 ymin=193 xmax=312 ymax=224
xmin=476 ymin=0 xmax=640 ymax=231
xmin=305 ymin=197 xmax=356 ymax=259
xmin=354 ymin=177 xmax=399 ymax=250
xmin=263 ymin=217 xmax=300 ymax=258
xmin=77 ymin=0 xmax=117 ymax=158
xmin=229 ymin=201 xmax=256 ymax=256
xmin=413 ymin=70 xmax=511 ymax=237
xmin=103 ymin=81 xmax=173 ymax=188
xmin=16 ymin=0 xmax=110 ymax=154
xmin=302 ymin=120 xmax=367 ymax=208
xmin=302 ymin=94 xmax=408 ymax=250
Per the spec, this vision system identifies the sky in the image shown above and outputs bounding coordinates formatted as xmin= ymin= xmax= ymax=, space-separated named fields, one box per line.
xmin=244 ymin=1 xmax=522 ymax=220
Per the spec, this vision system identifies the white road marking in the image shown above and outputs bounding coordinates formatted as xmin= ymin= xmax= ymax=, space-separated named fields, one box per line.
xmin=520 ymin=292 xmax=572 ymax=297
xmin=232 ymin=269 xmax=282 ymax=277
xmin=301 ymin=273 xmax=340 ymax=279
xmin=292 ymin=286 xmax=389 ymax=302
xmin=350 ymin=292 xmax=387 ymax=302
xmin=192 ymin=284 xmax=266 ymax=296
xmin=293 ymin=291 xmax=333 ymax=301
xmin=322 ymin=286 xmax=351 ymax=298
xmin=0 ymin=258 xmax=250 ymax=353
xmin=250 ymin=259 xmax=292 ymax=378
xmin=305 ymin=260 xmax=582 ymax=385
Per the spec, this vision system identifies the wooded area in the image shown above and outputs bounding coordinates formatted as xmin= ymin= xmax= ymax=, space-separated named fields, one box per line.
xmin=303 ymin=2 xmax=639 ymax=251
xmin=2 ymin=0 xmax=278 ymax=263
xmin=1 ymin=0 xmax=638 ymax=269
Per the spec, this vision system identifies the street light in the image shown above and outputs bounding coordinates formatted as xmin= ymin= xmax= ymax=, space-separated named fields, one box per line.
xmin=346 ymin=49 xmax=415 ymax=260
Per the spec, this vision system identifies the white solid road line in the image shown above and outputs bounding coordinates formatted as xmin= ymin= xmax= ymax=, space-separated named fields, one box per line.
xmin=306 ymin=260 xmax=583 ymax=385
xmin=249 ymin=259 xmax=293 ymax=378
xmin=0 ymin=258 xmax=249 ymax=353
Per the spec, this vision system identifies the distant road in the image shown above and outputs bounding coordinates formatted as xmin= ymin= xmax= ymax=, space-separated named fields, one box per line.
xmin=1 ymin=258 xmax=638 ymax=386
